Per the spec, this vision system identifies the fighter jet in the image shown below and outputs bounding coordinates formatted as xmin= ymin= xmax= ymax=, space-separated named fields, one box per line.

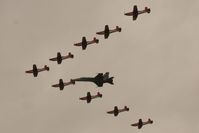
xmin=131 ymin=118 xmax=153 ymax=129
xmin=74 ymin=36 xmax=99 ymax=50
xmin=49 ymin=52 xmax=74 ymax=64
xmin=52 ymin=79 xmax=75 ymax=90
xmin=107 ymin=106 xmax=129 ymax=116
xmin=124 ymin=5 xmax=151 ymax=20
xmin=72 ymin=72 xmax=114 ymax=87
xmin=25 ymin=64 xmax=49 ymax=77
xmin=96 ymin=25 xmax=122 ymax=39
xmin=79 ymin=92 xmax=102 ymax=103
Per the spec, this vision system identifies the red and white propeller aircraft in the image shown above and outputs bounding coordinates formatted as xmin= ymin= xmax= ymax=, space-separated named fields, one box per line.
xmin=96 ymin=25 xmax=122 ymax=39
xmin=74 ymin=36 xmax=99 ymax=50
xmin=25 ymin=64 xmax=49 ymax=77
xmin=131 ymin=118 xmax=153 ymax=129
xmin=49 ymin=52 xmax=74 ymax=64
xmin=79 ymin=92 xmax=102 ymax=103
xmin=107 ymin=106 xmax=129 ymax=116
xmin=124 ymin=5 xmax=151 ymax=20
xmin=52 ymin=79 xmax=75 ymax=90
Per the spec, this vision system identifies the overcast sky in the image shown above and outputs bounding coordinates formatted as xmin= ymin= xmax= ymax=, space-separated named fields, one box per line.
xmin=0 ymin=0 xmax=199 ymax=133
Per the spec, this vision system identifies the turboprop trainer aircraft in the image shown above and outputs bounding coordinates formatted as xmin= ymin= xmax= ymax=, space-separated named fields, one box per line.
xmin=52 ymin=79 xmax=75 ymax=90
xmin=96 ymin=25 xmax=122 ymax=39
xmin=79 ymin=92 xmax=102 ymax=103
xmin=49 ymin=52 xmax=74 ymax=64
xmin=74 ymin=37 xmax=99 ymax=50
xmin=131 ymin=118 xmax=153 ymax=129
xmin=107 ymin=106 xmax=129 ymax=116
xmin=124 ymin=5 xmax=151 ymax=20
xmin=25 ymin=64 xmax=49 ymax=77
xmin=72 ymin=72 xmax=114 ymax=87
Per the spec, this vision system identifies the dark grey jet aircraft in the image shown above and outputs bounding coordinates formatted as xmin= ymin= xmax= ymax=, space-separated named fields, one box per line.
xmin=25 ymin=64 xmax=49 ymax=77
xmin=124 ymin=5 xmax=151 ymax=20
xmin=52 ymin=79 xmax=75 ymax=91
xmin=79 ymin=92 xmax=102 ymax=103
xmin=49 ymin=52 xmax=74 ymax=64
xmin=72 ymin=72 xmax=114 ymax=87
xmin=74 ymin=36 xmax=99 ymax=50
xmin=96 ymin=25 xmax=122 ymax=39
xmin=131 ymin=118 xmax=153 ymax=129
xmin=107 ymin=106 xmax=129 ymax=116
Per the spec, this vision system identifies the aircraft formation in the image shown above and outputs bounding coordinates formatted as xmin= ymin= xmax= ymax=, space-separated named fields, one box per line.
xmin=25 ymin=4 xmax=152 ymax=130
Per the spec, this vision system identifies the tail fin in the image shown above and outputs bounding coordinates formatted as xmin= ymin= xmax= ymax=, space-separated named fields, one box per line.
xmin=97 ymin=92 xmax=102 ymax=97
xmin=44 ymin=65 xmax=50 ymax=71
xmin=93 ymin=37 xmax=99 ymax=43
xmin=124 ymin=106 xmax=129 ymax=111
xmin=70 ymin=79 xmax=75 ymax=85
xmin=68 ymin=52 xmax=74 ymax=58
xmin=148 ymin=118 xmax=153 ymax=124
xmin=116 ymin=26 xmax=122 ymax=32
xmin=145 ymin=7 xmax=151 ymax=13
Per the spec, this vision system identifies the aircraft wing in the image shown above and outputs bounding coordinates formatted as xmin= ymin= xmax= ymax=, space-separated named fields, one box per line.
xmin=25 ymin=70 xmax=33 ymax=73
xmin=95 ymin=73 xmax=103 ymax=79
xmin=103 ymin=72 xmax=109 ymax=80
xmin=79 ymin=97 xmax=87 ymax=100
xmin=96 ymin=31 xmax=105 ymax=35
xmin=94 ymin=74 xmax=104 ymax=87
xmin=49 ymin=57 xmax=57 ymax=61
xmin=52 ymin=84 xmax=60 ymax=87
xmin=104 ymin=33 xmax=109 ymax=39
xmin=107 ymin=110 xmax=114 ymax=114
xmin=133 ymin=15 xmax=138 ymax=20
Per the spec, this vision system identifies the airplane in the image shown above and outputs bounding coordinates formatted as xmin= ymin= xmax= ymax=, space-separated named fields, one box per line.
xmin=49 ymin=52 xmax=74 ymax=64
xmin=107 ymin=106 xmax=129 ymax=116
xmin=131 ymin=118 xmax=153 ymax=129
xmin=124 ymin=5 xmax=151 ymax=20
xmin=79 ymin=92 xmax=102 ymax=103
xmin=96 ymin=25 xmax=122 ymax=39
xmin=74 ymin=36 xmax=99 ymax=50
xmin=52 ymin=79 xmax=75 ymax=90
xmin=72 ymin=72 xmax=114 ymax=87
xmin=25 ymin=64 xmax=49 ymax=77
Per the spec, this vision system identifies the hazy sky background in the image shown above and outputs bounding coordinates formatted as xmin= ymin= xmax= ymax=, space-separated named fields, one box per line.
xmin=0 ymin=0 xmax=199 ymax=133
